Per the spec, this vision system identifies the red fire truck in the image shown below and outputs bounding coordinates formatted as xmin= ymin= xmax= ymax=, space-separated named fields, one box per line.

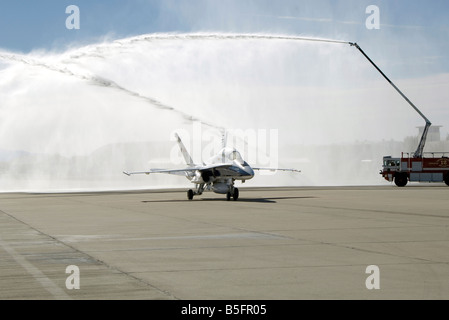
xmin=381 ymin=153 xmax=449 ymax=187
xmin=349 ymin=43 xmax=449 ymax=187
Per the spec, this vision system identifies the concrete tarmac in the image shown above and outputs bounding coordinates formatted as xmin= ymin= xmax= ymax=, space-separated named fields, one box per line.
xmin=1 ymin=185 xmax=449 ymax=300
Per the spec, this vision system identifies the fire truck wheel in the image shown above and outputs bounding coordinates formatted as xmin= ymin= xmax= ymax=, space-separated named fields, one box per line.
xmin=394 ymin=173 xmax=408 ymax=187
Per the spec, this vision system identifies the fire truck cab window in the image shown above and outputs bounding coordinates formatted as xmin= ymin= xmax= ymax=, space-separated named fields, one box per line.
xmin=385 ymin=160 xmax=398 ymax=167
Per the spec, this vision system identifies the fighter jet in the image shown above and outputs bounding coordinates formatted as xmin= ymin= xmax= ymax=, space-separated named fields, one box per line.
xmin=123 ymin=133 xmax=300 ymax=200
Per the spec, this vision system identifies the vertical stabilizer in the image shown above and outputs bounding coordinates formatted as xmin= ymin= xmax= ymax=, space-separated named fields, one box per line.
xmin=175 ymin=133 xmax=195 ymax=167
xmin=221 ymin=131 xmax=228 ymax=149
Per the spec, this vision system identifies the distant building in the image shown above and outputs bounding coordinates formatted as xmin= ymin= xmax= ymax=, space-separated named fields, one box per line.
xmin=417 ymin=125 xmax=442 ymax=142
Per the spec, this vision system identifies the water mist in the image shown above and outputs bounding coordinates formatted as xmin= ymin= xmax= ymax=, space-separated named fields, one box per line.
xmin=0 ymin=33 xmax=434 ymax=191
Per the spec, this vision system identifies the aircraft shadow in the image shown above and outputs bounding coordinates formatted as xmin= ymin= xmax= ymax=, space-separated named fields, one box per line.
xmin=142 ymin=196 xmax=316 ymax=204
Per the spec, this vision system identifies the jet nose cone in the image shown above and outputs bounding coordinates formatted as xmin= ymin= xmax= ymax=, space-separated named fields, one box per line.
xmin=246 ymin=166 xmax=255 ymax=179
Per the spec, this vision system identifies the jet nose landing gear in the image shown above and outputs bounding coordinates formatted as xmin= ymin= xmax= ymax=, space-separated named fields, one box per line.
xmin=187 ymin=184 xmax=205 ymax=200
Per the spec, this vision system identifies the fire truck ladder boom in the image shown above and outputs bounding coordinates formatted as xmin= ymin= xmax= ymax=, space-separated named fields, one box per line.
xmin=348 ymin=42 xmax=432 ymax=158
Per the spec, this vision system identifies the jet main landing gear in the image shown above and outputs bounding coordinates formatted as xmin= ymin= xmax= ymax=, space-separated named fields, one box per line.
xmin=226 ymin=187 xmax=239 ymax=201
xmin=186 ymin=182 xmax=240 ymax=201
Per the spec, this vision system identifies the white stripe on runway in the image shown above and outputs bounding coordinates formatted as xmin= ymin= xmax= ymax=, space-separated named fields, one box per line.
xmin=0 ymin=236 xmax=72 ymax=300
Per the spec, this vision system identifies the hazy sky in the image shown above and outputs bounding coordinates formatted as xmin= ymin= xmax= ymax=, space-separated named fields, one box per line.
xmin=0 ymin=0 xmax=448 ymax=78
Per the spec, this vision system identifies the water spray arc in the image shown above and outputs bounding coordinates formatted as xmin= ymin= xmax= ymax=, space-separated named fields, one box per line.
xmin=0 ymin=51 xmax=224 ymax=133
xmin=115 ymin=33 xmax=431 ymax=158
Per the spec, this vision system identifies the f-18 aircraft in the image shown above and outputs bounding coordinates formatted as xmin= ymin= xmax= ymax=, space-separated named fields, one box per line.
xmin=123 ymin=133 xmax=300 ymax=200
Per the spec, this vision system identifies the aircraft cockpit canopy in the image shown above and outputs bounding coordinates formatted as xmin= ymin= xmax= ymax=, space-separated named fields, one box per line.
xmin=229 ymin=150 xmax=244 ymax=165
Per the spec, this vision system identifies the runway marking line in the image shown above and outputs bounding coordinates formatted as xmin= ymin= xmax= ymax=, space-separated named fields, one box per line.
xmin=0 ymin=235 xmax=72 ymax=300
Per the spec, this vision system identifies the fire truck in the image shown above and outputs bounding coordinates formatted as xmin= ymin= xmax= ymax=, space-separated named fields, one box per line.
xmin=349 ymin=43 xmax=449 ymax=187
xmin=382 ymin=153 xmax=449 ymax=187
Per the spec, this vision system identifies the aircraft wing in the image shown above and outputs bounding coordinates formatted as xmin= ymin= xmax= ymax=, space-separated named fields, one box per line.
xmin=123 ymin=168 xmax=194 ymax=176
xmin=252 ymin=167 xmax=301 ymax=173
xmin=123 ymin=163 xmax=233 ymax=177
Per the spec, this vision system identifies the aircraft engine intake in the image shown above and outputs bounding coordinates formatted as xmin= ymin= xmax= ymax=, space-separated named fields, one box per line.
xmin=201 ymin=170 xmax=213 ymax=183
